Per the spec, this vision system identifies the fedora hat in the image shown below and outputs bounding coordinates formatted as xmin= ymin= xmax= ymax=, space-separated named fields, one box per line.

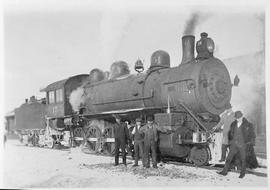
xmin=235 ymin=111 xmax=243 ymax=119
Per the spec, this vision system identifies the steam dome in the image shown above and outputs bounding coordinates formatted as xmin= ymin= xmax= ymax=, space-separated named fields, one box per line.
xmin=150 ymin=50 xmax=170 ymax=68
xmin=89 ymin=68 xmax=105 ymax=83
xmin=109 ymin=61 xmax=130 ymax=79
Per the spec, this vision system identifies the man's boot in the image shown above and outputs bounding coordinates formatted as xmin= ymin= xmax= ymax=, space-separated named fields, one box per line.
xmin=123 ymin=157 xmax=127 ymax=166
xmin=114 ymin=156 xmax=119 ymax=166
xmin=239 ymin=173 xmax=245 ymax=178
xmin=217 ymin=170 xmax=228 ymax=176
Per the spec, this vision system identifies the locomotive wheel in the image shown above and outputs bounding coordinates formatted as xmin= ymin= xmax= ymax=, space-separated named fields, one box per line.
xmin=189 ymin=146 xmax=210 ymax=166
xmin=83 ymin=126 xmax=101 ymax=153
xmin=73 ymin=127 xmax=85 ymax=147
xmin=103 ymin=127 xmax=115 ymax=156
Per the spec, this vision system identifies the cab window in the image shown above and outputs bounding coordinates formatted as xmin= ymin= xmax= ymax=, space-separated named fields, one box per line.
xmin=49 ymin=91 xmax=55 ymax=104
xmin=56 ymin=89 xmax=63 ymax=103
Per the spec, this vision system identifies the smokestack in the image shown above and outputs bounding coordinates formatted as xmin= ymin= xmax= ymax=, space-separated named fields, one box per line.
xmin=181 ymin=35 xmax=195 ymax=64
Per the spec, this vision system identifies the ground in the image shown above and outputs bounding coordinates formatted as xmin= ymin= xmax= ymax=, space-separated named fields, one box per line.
xmin=3 ymin=140 xmax=268 ymax=188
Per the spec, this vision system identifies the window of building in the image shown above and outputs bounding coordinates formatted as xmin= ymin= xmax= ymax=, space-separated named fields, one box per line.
xmin=56 ymin=89 xmax=63 ymax=103
xmin=49 ymin=91 xmax=55 ymax=104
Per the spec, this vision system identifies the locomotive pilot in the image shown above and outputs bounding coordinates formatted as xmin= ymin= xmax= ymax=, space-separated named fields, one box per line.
xmin=214 ymin=106 xmax=235 ymax=162
xmin=113 ymin=114 xmax=130 ymax=166
xmin=217 ymin=111 xmax=255 ymax=178
xmin=140 ymin=115 xmax=158 ymax=168
xmin=131 ymin=117 xmax=145 ymax=167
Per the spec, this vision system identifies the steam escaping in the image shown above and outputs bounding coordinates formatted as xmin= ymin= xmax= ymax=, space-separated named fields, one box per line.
xmin=225 ymin=51 xmax=265 ymax=133
xmin=69 ymin=87 xmax=86 ymax=112
xmin=98 ymin=11 xmax=130 ymax=66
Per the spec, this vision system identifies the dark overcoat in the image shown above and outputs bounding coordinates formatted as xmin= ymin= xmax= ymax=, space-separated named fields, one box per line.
xmin=229 ymin=117 xmax=258 ymax=169
xmin=228 ymin=117 xmax=256 ymax=146
xmin=114 ymin=122 xmax=130 ymax=144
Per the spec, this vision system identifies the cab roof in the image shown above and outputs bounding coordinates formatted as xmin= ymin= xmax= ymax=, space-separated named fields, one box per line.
xmin=40 ymin=74 xmax=89 ymax=92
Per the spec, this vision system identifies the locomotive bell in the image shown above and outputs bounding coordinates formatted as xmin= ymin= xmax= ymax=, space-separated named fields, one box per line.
xmin=134 ymin=59 xmax=144 ymax=73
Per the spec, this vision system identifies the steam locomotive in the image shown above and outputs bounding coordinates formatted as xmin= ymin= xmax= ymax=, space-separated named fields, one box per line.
xmin=10 ymin=32 xmax=235 ymax=166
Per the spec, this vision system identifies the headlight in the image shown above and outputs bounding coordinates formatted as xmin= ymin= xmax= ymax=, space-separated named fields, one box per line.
xmin=206 ymin=38 xmax=215 ymax=53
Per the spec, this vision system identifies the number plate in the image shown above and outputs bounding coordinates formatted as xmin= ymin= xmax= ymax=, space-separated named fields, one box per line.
xmin=104 ymin=138 xmax=115 ymax=142
xmin=87 ymin=137 xmax=98 ymax=142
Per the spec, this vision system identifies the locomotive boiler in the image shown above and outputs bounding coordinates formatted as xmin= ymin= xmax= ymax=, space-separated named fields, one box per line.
xmin=8 ymin=31 xmax=234 ymax=166
xmin=73 ymin=32 xmax=233 ymax=166
xmin=81 ymin=35 xmax=231 ymax=116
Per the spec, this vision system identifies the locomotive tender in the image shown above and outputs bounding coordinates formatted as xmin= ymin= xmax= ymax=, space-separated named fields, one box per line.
xmin=11 ymin=32 xmax=233 ymax=166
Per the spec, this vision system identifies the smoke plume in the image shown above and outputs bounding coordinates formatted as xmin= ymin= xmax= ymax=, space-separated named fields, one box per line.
xmin=69 ymin=87 xmax=86 ymax=112
xmin=183 ymin=12 xmax=210 ymax=35
xmin=183 ymin=13 xmax=199 ymax=35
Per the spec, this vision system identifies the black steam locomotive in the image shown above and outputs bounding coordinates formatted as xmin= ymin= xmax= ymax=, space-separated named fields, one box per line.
xmin=10 ymin=32 xmax=234 ymax=166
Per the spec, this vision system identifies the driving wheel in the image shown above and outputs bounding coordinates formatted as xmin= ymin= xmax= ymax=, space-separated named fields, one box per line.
xmin=103 ymin=127 xmax=115 ymax=155
xmin=73 ymin=127 xmax=85 ymax=146
xmin=189 ymin=146 xmax=210 ymax=166
xmin=82 ymin=126 xmax=101 ymax=154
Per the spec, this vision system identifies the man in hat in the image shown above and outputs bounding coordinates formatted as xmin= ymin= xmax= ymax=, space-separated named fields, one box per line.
xmin=214 ymin=107 xmax=235 ymax=162
xmin=131 ymin=117 xmax=145 ymax=167
xmin=140 ymin=115 xmax=158 ymax=168
xmin=114 ymin=115 xmax=130 ymax=166
xmin=217 ymin=111 xmax=252 ymax=178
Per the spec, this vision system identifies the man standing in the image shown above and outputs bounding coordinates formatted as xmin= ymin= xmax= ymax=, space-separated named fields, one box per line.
xmin=131 ymin=118 xmax=145 ymax=167
xmin=141 ymin=115 xmax=158 ymax=168
xmin=214 ymin=107 xmax=235 ymax=162
xmin=114 ymin=115 xmax=129 ymax=166
xmin=217 ymin=111 xmax=249 ymax=178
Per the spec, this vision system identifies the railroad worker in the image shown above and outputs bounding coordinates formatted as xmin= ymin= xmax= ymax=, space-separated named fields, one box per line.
xmin=141 ymin=115 xmax=158 ymax=168
xmin=214 ymin=107 xmax=235 ymax=162
xmin=217 ymin=111 xmax=250 ymax=178
xmin=113 ymin=115 xmax=130 ymax=166
xmin=131 ymin=118 xmax=145 ymax=167
xmin=126 ymin=121 xmax=135 ymax=159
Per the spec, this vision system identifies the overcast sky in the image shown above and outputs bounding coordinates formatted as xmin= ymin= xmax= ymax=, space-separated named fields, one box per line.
xmin=3 ymin=0 xmax=265 ymax=113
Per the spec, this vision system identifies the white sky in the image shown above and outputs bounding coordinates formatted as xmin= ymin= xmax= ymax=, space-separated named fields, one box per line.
xmin=2 ymin=0 xmax=266 ymax=113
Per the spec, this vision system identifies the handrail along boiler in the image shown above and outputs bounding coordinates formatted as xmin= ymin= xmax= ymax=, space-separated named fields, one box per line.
xmin=10 ymin=32 xmax=233 ymax=166
xmin=73 ymin=32 xmax=233 ymax=166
